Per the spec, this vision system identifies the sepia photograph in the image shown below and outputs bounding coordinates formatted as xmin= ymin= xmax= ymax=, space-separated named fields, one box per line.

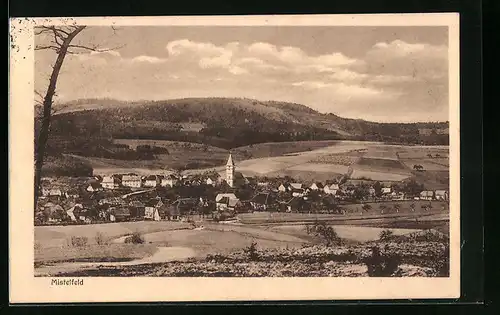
xmin=9 ymin=14 xmax=460 ymax=302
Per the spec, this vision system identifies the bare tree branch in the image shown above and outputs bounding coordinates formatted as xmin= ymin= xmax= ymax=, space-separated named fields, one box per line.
xmin=34 ymin=45 xmax=60 ymax=52
xmin=67 ymin=43 xmax=125 ymax=53
xmin=34 ymin=90 xmax=45 ymax=105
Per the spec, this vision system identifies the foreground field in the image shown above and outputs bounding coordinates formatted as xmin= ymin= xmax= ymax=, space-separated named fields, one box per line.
xmin=51 ymin=231 xmax=449 ymax=277
xmin=35 ymin=244 xmax=158 ymax=266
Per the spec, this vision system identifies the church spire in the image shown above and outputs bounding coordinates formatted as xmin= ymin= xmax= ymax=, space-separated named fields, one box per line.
xmin=226 ymin=152 xmax=235 ymax=188
xmin=226 ymin=152 xmax=234 ymax=166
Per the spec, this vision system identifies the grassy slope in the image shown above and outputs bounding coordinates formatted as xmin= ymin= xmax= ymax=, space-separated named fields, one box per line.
xmin=35 ymin=244 xmax=158 ymax=265
xmin=35 ymin=221 xmax=191 ymax=249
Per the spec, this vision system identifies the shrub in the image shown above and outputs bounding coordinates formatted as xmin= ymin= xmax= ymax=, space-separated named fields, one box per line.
xmin=431 ymin=244 xmax=450 ymax=277
xmin=364 ymin=246 xmax=401 ymax=277
xmin=306 ymin=220 xmax=342 ymax=246
xmin=70 ymin=236 xmax=88 ymax=247
xmin=362 ymin=204 xmax=372 ymax=211
xmin=379 ymin=229 xmax=394 ymax=241
xmin=95 ymin=232 xmax=107 ymax=245
xmin=243 ymin=241 xmax=259 ymax=261
xmin=124 ymin=232 xmax=144 ymax=244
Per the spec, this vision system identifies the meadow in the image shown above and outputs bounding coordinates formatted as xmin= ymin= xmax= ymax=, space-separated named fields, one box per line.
xmin=67 ymin=140 xmax=449 ymax=192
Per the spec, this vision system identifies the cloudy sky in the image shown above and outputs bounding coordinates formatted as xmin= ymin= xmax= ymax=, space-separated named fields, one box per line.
xmin=35 ymin=26 xmax=449 ymax=122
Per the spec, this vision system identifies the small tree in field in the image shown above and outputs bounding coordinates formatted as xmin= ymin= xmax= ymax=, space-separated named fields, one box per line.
xmin=362 ymin=204 xmax=372 ymax=212
xmin=306 ymin=220 xmax=342 ymax=246
xmin=379 ymin=229 xmax=394 ymax=241
xmin=393 ymin=204 xmax=401 ymax=213
xmin=379 ymin=204 xmax=387 ymax=214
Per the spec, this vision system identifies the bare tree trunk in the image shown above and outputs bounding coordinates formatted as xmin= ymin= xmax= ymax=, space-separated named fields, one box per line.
xmin=34 ymin=26 xmax=85 ymax=208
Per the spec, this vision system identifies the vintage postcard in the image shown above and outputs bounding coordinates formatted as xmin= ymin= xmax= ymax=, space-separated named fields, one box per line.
xmin=9 ymin=13 xmax=460 ymax=303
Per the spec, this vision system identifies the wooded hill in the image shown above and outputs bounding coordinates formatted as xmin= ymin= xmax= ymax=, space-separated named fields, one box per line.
xmin=38 ymin=97 xmax=449 ymax=156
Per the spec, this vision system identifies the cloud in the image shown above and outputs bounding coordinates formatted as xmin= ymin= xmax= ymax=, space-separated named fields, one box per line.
xmin=330 ymin=69 xmax=369 ymax=82
xmin=247 ymin=42 xmax=355 ymax=68
xmin=353 ymin=39 xmax=448 ymax=82
xmin=40 ymin=33 xmax=448 ymax=122
xmin=228 ymin=66 xmax=248 ymax=75
xmin=89 ymin=49 xmax=122 ymax=57
xmin=291 ymin=81 xmax=388 ymax=98
xmin=292 ymin=81 xmax=332 ymax=89
xmin=131 ymin=55 xmax=167 ymax=63
xmin=372 ymin=40 xmax=446 ymax=59
xmin=199 ymin=52 xmax=232 ymax=69
xmin=164 ymin=39 xmax=358 ymax=78
xmin=166 ymin=39 xmax=230 ymax=57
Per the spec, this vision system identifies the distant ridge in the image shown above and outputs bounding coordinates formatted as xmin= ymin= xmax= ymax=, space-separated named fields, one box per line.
xmin=39 ymin=97 xmax=449 ymax=152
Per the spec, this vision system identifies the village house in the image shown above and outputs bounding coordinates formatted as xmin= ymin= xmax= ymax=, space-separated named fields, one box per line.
xmin=159 ymin=174 xmax=178 ymax=187
xmin=122 ymin=174 xmax=142 ymax=188
xmin=286 ymin=183 xmax=304 ymax=197
xmin=381 ymin=187 xmax=392 ymax=195
xmin=102 ymin=175 xmax=121 ymax=190
xmin=108 ymin=207 xmax=131 ymax=222
xmin=257 ymin=181 xmax=270 ymax=187
xmin=143 ymin=175 xmax=162 ymax=188
xmin=391 ymin=191 xmax=406 ymax=200
xmin=86 ymin=182 xmax=103 ymax=192
xmin=162 ymin=202 xmax=180 ymax=220
xmin=250 ymin=193 xmax=277 ymax=211
xmin=99 ymin=197 xmax=127 ymax=207
xmin=144 ymin=198 xmax=164 ymax=221
xmin=48 ymin=188 xmax=63 ymax=197
xmin=216 ymin=196 xmax=241 ymax=212
xmin=128 ymin=200 xmax=146 ymax=218
xmin=66 ymin=203 xmax=83 ymax=222
xmin=324 ymin=183 xmax=340 ymax=195
xmin=63 ymin=187 xmax=80 ymax=199
xmin=277 ymin=183 xmax=290 ymax=193
xmin=215 ymin=193 xmax=239 ymax=211
xmin=205 ymin=174 xmax=221 ymax=186
xmin=435 ymin=190 xmax=449 ymax=201
xmin=420 ymin=190 xmax=435 ymax=201
xmin=344 ymin=179 xmax=373 ymax=187
xmin=309 ymin=182 xmax=324 ymax=191
xmin=279 ymin=196 xmax=306 ymax=213
xmin=215 ymin=193 xmax=237 ymax=202
xmin=42 ymin=202 xmax=65 ymax=223
xmin=368 ymin=186 xmax=376 ymax=196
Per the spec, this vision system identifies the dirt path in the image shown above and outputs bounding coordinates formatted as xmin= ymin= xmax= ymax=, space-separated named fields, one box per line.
xmin=35 ymin=246 xmax=196 ymax=276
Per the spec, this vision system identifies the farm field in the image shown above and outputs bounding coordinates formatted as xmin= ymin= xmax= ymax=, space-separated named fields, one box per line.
xmin=267 ymin=225 xmax=420 ymax=243
xmin=232 ymin=140 xmax=343 ymax=160
xmin=287 ymin=163 xmax=349 ymax=174
xmin=349 ymin=169 xmax=411 ymax=181
xmin=236 ymin=200 xmax=448 ymax=224
xmin=35 ymin=221 xmax=191 ymax=249
xmin=139 ymin=225 xmax=308 ymax=256
xmin=411 ymin=170 xmax=450 ymax=190
xmin=69 ymin=140 xmax=448 ymax=191
xmin=401 ymin=159 xmax=449 ymax=171
xmin=265 ymin=169 xmax=343 ymax=183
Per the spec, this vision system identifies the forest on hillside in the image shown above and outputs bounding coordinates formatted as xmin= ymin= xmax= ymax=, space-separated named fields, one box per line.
xmin=36 ymin=98 xmax=449 ymax=161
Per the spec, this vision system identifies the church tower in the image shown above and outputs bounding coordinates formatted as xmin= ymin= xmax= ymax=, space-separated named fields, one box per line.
xmin=226 ymin=152 xmax=235 ymax=188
